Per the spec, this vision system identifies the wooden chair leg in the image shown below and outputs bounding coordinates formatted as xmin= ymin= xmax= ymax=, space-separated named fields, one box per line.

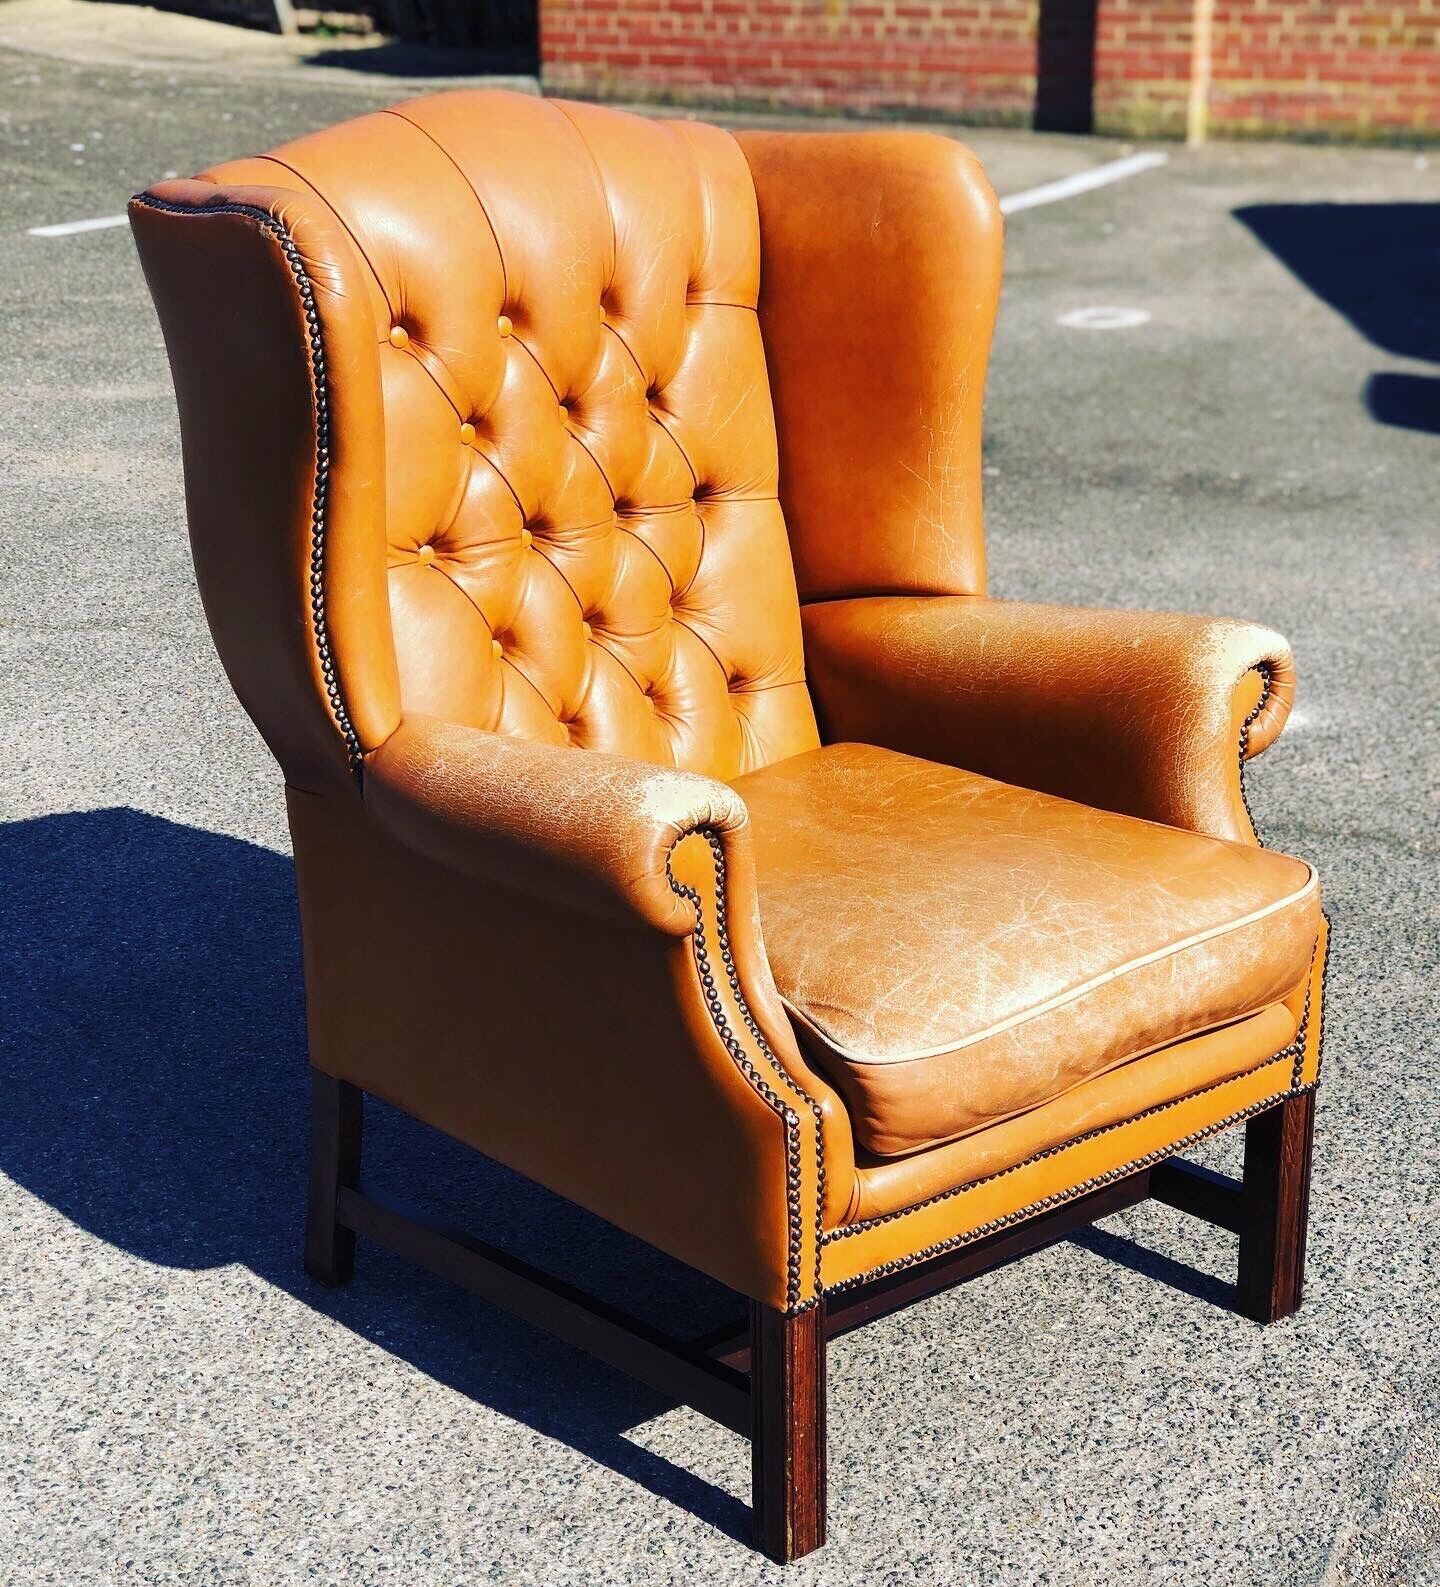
xmin=304 ymin=1068 xmax=362 ymax=1287
xmin=1236 ymin=1090 xmax=1315 ymax=1323
xmin=750 ymin=1299 xmax=827 ymax=1563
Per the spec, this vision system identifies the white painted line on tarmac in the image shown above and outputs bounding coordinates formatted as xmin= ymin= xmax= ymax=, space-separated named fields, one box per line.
xmin=29 ymin=149 xmax=1166 ymax=238
xmin=1000 ymin=151 xmax=1168 ymax=215
xmin=27 ymin=213 xmax=129 ymax=238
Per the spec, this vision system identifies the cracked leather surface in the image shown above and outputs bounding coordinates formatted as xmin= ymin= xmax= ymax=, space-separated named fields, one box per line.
xmin=733 ymin=743 xmax=1319 ymax=1156
xmin=366 ymin=713 xmax=749 ymax=936
xmin=802 ymin=595 xmax=1295 ymax=844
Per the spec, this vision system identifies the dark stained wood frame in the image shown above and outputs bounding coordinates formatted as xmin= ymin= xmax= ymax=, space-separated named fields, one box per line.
xmin=303 ymin=1069 xmax=1316 ymax=1564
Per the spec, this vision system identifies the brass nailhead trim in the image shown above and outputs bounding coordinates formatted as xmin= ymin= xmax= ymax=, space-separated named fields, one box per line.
xmin=132 ymin=195 xmax=363 ymax=781
xmin=667 ymin=829 xmax=826 ymax=1314
xmin=1236 ymin=660 xmax=1333 ymax=1093
xmin=1293 ymin=914 xmax=1331 ymax=1092
xmin=827 ymin=1045 xmax=1291 ymax=1246
xmin=823 ymin=1079 xmax=1320 ymax=1297
xmin=1237 ymin=660 xmax=1273 ymax=844
xmin=828 ymin=962 xmax=1320 ymax=1250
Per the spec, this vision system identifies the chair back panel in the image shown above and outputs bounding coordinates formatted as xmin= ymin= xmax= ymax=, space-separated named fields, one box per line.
xmin=207 ymin=91 xmax=818 ymax=780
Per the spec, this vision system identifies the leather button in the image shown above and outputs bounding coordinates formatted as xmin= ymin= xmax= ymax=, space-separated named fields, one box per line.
xmin=497 ymin=314 xmax=513 ymax=338
xmin=491 ymin=638 xmax=504 ymax=661
xmin=415 ymin=544 xmax=435 ymax=566
xmin=459 ymin=421 xmax=476 ymax=445
xmin=388 ymin=325 xmax=409 ymax=349
xmin=521 ymin=527 xmax=533 ymax=549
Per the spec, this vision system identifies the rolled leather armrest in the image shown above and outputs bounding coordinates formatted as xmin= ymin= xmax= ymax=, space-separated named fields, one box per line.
xmin=364 ymin=715 xmax=752 ymax=936
xmin=341 ymin=715 xmax=856 ymax=1288
xmin=802 ymin=596 xmax=1295 ymax=844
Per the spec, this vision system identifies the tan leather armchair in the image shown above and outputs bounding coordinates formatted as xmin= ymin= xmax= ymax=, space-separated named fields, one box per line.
xmin=132 ymin=92 xmax=1326 ymax=1564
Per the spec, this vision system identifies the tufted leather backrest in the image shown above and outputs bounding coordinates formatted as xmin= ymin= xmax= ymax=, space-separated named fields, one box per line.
xmin=200 ymin=91 xmax=819 ymax=783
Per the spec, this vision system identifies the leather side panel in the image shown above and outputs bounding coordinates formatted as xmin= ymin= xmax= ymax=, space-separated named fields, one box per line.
xmin=130 ymin=181 xmax=400 ymax=793
xmin=738 ymin=131 xmax=1002 ymax=602
xmin=287 ymin=787 xmax=852 ymax=1308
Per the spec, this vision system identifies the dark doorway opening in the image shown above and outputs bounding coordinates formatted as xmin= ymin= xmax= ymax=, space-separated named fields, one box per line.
xmin=373 ymin=0 xmax=537 ymax=62
xmin=1034 ymin=0 xmax=1100 ymax=133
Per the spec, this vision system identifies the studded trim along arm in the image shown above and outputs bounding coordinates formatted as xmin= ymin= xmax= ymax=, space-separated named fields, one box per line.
xmin=802 ymin=596 xmax=1295 ymax=845
xmin=363 ymin=714 xmax=853 ymax=1307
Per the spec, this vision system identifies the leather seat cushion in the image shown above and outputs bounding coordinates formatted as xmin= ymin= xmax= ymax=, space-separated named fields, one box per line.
xmin=850 ymin=1002 xmax=1298 ymax=1221
xmin=731 ymin=743 xmax=1320 ymax=1157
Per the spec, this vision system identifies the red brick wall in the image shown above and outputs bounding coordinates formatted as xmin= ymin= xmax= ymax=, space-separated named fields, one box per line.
xmin=1209 ymin=2 xmax=1440 ymax=138
xmin=540 ymin=0 xmax=1040 ymax=122
xmin=539 ymin=0 xmax=1440 ymax=141
xmin=1092 ymin=0 xmax=1194 ymax=137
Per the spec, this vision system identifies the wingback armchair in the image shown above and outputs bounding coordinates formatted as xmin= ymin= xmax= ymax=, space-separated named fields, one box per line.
xmin=132 ymin=92 xmax=1326 ymax=1564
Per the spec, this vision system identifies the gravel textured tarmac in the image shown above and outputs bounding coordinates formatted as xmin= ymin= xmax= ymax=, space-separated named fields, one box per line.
xmin=2 ymin=32 xmax=1437 ymax=1587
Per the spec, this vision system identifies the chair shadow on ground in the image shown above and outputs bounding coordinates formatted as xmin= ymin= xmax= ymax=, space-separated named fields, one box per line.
xmin=1236 ymin=203 xmax=1440 ymax=436
xmin=0 ymin=807 xmax=750 ymax=1541
xmin=0 ymin=808 xmax=1238 ymax=1541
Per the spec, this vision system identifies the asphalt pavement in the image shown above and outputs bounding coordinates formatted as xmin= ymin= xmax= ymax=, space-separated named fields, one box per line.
xmin=2 ymin=21 xmax=1437 ymax=1587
